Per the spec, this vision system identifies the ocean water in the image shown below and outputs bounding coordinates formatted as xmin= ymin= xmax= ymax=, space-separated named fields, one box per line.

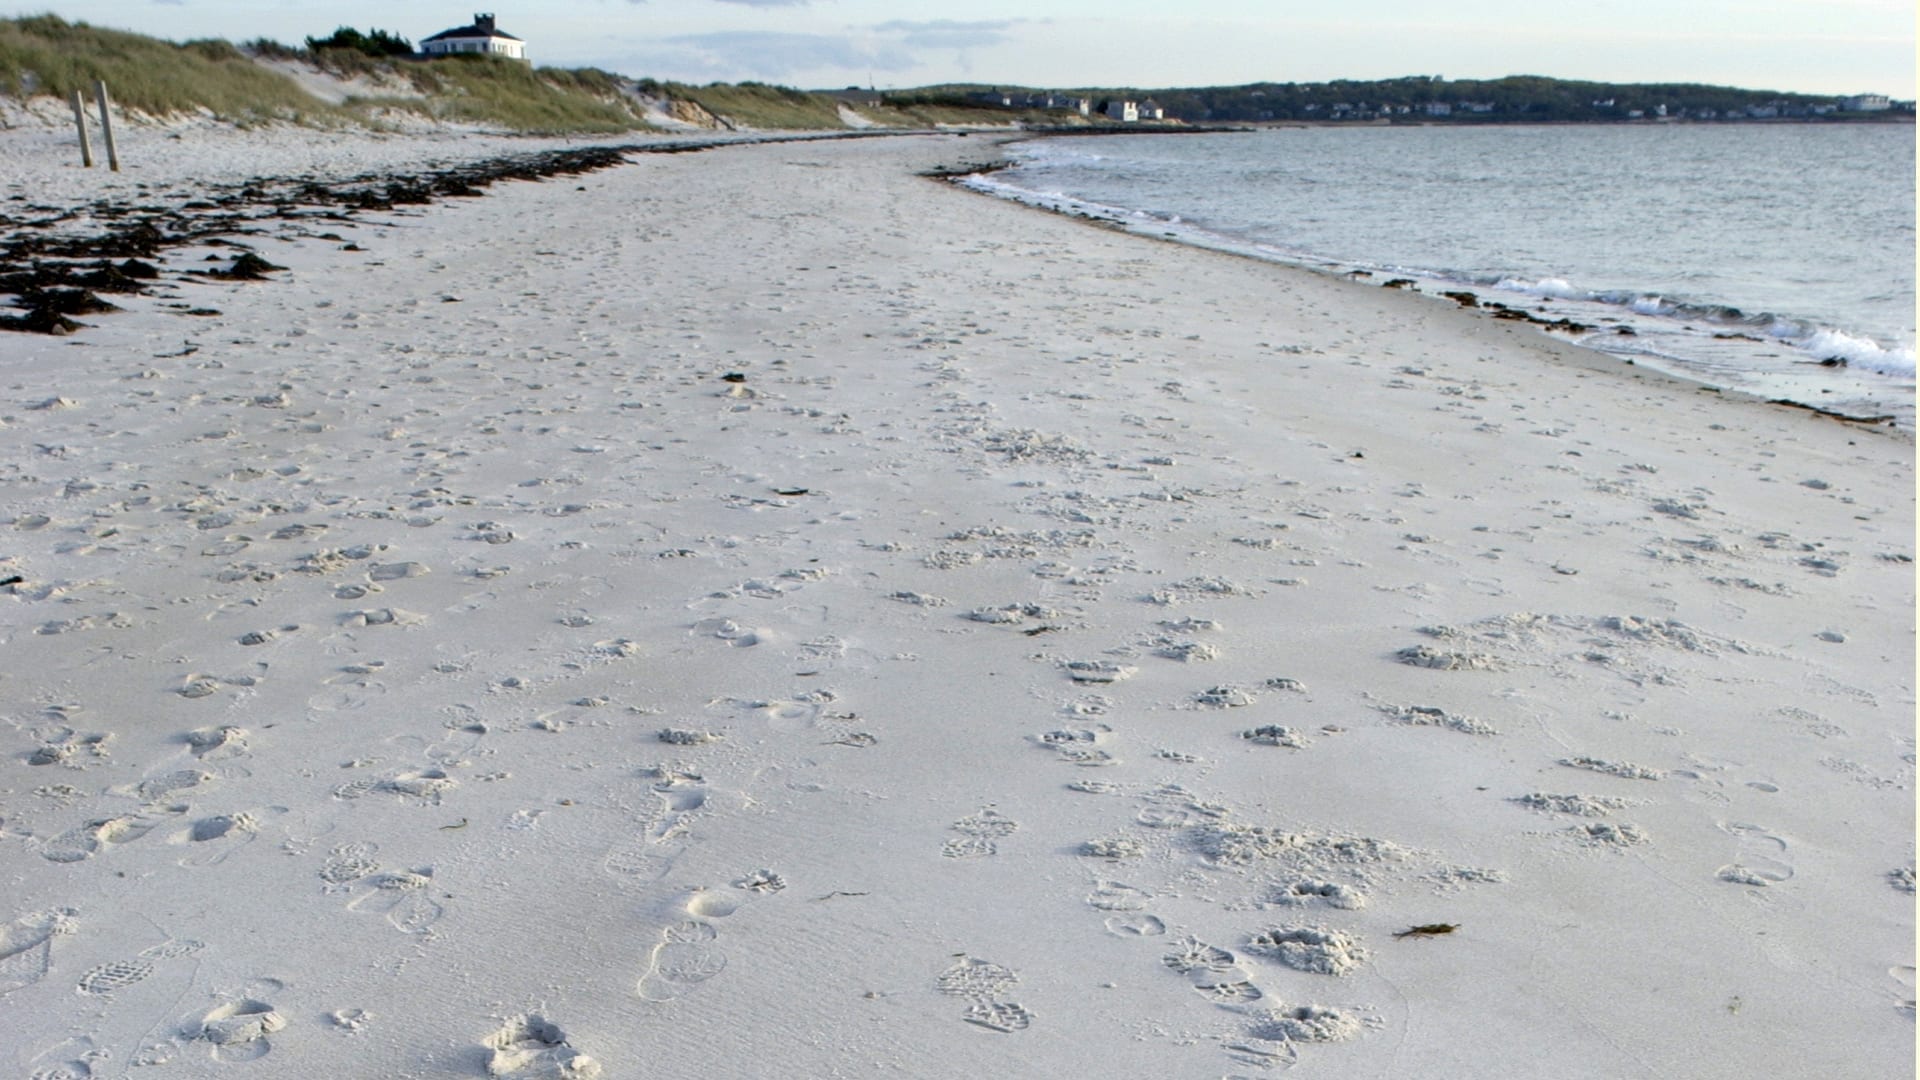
xmin=965 ymin=124 xmax=1916 ymax=425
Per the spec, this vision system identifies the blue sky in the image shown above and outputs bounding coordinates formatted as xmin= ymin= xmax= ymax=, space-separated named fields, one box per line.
xmin=8 ymin=1 xmax=1913 ymax=95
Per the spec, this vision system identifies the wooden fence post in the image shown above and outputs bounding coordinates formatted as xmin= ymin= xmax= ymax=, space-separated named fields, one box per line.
xmin=93 ymin=80 xmax=119 ymax=172
xmin=69 ymin=89 xmax=94 ymax=168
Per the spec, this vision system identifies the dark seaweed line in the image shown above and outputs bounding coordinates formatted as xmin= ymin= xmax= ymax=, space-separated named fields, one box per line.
xmin=0 ymin=129 xmax=911 ymax=336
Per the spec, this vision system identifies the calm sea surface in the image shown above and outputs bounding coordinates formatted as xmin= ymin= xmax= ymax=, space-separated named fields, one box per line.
xmin=967 ymin=124 xmax=1915 ymax=424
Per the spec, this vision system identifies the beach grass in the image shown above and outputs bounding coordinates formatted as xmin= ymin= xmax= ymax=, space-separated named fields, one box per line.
xmin=0 ymin=15 xmax=343 ymax=125
xmin=383 ymin=56 xmax=648 ymax=134
xmin=0 ymin=16 xmax=647 ymax=133
xmin=1 ymin=16 xmax=1089 ymax=134
xmin=660 ymin=81 xmax=849 ymax=130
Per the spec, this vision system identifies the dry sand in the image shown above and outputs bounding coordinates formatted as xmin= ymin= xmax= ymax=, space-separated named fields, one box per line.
xmin=1 ymin=131 xmax=1913 ymax=1078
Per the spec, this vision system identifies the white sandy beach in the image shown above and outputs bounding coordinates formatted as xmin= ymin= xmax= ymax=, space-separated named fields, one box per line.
xmin=1 ymin=130 xmax=1913 ymax=1079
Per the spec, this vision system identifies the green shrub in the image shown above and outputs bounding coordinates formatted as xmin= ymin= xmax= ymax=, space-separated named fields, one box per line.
xmin=303 ymin=27 xmax=413 ymax=58
xmin=243 ymin=38 xmax=306 ymax=61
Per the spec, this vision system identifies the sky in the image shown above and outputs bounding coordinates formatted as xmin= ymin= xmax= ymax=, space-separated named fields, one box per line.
xmin=6 ymin=1 xmax=1914 ymax=97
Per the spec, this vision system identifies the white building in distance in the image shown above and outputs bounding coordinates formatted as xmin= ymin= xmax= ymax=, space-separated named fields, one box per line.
xmin=420 ymin=13 xmax=526 ymax=61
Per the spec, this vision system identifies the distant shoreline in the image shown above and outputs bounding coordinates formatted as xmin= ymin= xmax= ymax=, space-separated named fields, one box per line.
xmin=1020 ymin=113 xmax=1914 ymax=135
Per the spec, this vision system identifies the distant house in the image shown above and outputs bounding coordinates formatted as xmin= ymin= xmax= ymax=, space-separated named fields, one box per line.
xmin=1102 ymin=100 xmax=1138 ymax=122
xmin=420 ymin=13 xmax=526 ymax=60
xmin=1138 ymin=99 xmax=1165 ymax=121
xmin=1043 ymin=94 xmax=1091 ymax=116
xmin=1842 ymin=93 xmax=1891 ymax=112
xmin=1422 ymin=101 xmax=1451 ymax=117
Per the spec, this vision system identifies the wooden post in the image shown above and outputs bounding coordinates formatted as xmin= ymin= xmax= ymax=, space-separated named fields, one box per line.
xmin=93 ymin=80 xmax=119 ymax=172
xmin=69 ymin=89 xmax=94 ymax=168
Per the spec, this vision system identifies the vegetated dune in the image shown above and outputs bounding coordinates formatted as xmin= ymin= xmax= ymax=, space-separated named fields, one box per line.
xmin=0 ymin=15 xmax=1084 ymax=134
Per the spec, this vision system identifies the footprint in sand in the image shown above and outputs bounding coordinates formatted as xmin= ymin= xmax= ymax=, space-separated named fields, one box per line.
xmin=631 ymin=769 xmax=709 ymax=843
xmin=602 ymin=773 xmax=709 ymax=876
xmin=333 ymin=767 xmax=460 ymax=804
xmin=1714 ymin=822 xmax=1794 ymax=889
xmin=692 ymin=617 xmax=765 ymax=647
xmin=935 ymin=956 xmax=1033 ymax=1032
xmin=195 ymin=993 xmax=289 ymax=1063
xmin=25 ymin=729 xmax=112 ymax=770
xmin=128 ymin=768 xmax=215 ymax=803
xmin=40 ymin=807 xmax=185 ymax=864
xmin=601 ymin=837 xmax=679 ymax=883
xmin=634 ymin=883 xmax=777 ymax=1002
xmin=26 ymin=1035 xmax=109 ymax=1080
xmin=168 ymin=806 xmax=284 ymax=867
xmin=319 ymin=840 xmax=381 ymax=889
xmin=1890 ymin=966 xmax=1916 ymax=1018
xmin=1034 ymin=726 xmax=1118 ymax=767
xmin=184 ymin=725 xmax=251 ymax=761
xmin=345 ymin=869 xmax=445 ymax=935
xmin=0 ymin=907 xmax=78 ymax=995
xmin=726 ymin=691 xmax=841 ymax=733
xmin=307 ymin=659 xmax=395 ymax=713
xmin=635 ymin=919 xmax=729 ymax=1002
xmin=942 ymin=808 xmax=1020 ymax=859
xmin=76 ymin=938 xmax=205 ymax=996
xmin=1087 ymin=880 xmax=1152 ymax=912
xmin=482 ymin=1014 xmax=603 ymax=1078
xmin=1104 ymin=913 xmax=1167 ymax=937
xmin=1163 ymin=937 xmax=1263 ymax=1005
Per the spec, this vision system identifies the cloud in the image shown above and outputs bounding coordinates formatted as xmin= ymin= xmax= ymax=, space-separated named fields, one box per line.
xmin=646 ymin=31 xmax=915 ymax=80
xmin=711 ymin=0 xmax=812 ymax=6
xmin=872 ymin=19 xmax=1021 ymax=50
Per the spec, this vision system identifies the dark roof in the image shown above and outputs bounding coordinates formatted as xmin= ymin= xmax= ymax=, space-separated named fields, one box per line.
xmin=423 ymin=16 xmax=522 ymax=44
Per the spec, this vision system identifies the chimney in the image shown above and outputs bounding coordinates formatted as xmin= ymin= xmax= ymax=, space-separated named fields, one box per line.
xmin=476 ymin=13 xmax=495 ymax=31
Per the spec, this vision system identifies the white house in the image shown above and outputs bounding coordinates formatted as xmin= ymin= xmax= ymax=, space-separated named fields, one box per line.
xmin=1138 ymin=99 xmax=1165 ymax=121
xmin=420 ymin=13 xmax=526 ymax=60
xmin=1102 ymin=99 xmax=1138 ymax=122
xmin=1842 ymin=93 xmax=1891 ymax=112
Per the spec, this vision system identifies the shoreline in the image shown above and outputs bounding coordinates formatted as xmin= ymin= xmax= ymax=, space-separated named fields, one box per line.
xmin=944 ymin=135 xmax=1912 ymax=436
xmin=13 ymin=119 xmax=1901 ymax=436
xmin=1 ymin=131 xmax=1911 ymax=1078
xmin=957 ymin=128 xmax=1915 ymax=432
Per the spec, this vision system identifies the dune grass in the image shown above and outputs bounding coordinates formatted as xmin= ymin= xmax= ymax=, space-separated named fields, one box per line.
xmin=663 ymin=81 xmax=848 ymax=130
xmin=872 ymin=102 xmax=1079 ymax=127
xmin=386 ymin=56 xmax=647 ymax=133
xmin=0 ymin=15 xmax=1069 ymax=134
xmin=0 ymin=17 xmax=648 ymax=133
xmin=0 ymin=15 xmax=341 ymax=124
